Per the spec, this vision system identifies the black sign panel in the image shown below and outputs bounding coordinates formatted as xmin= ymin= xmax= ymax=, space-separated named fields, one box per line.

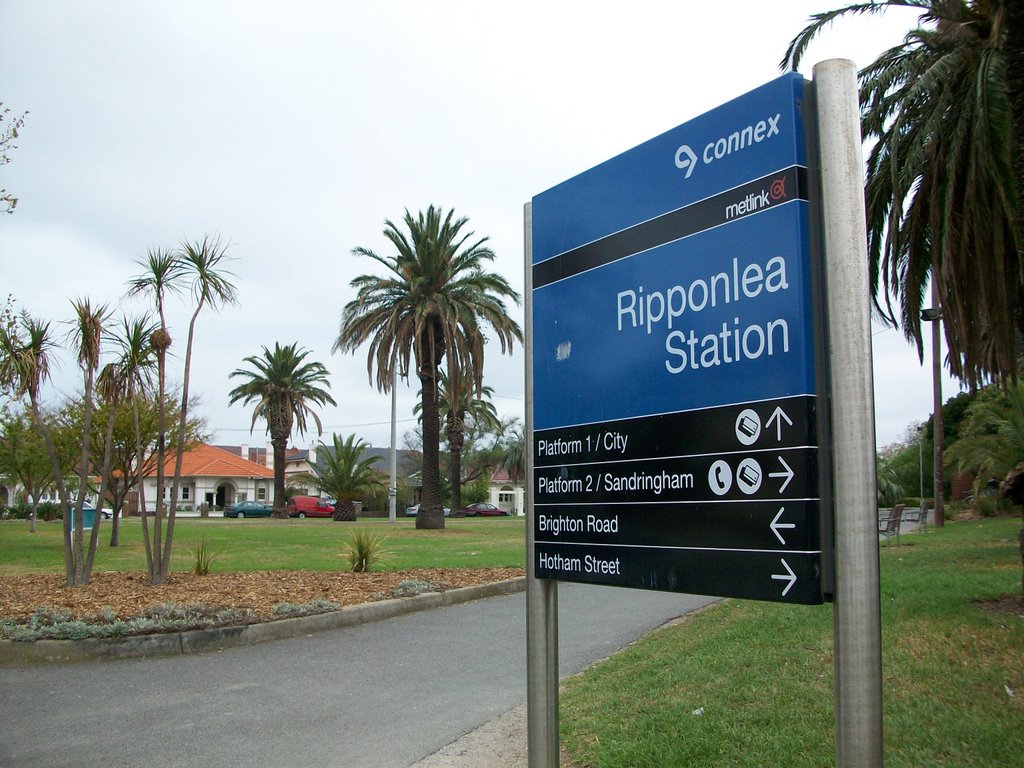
xmin=533 ymin=396 xmax=829 ymax=604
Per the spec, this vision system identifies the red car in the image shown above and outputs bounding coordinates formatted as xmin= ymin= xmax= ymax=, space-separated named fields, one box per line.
xmin=287 ymin=496 xmax=336 ymax=518
xmin=462 ymin=502 xmax=508 ymax=517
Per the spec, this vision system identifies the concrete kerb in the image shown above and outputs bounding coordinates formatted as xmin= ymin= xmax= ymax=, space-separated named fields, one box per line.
xmin=0 ymin=577 xmax=527 ymax=667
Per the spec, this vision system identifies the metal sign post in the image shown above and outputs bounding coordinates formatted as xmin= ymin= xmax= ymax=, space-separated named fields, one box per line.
xmin=525 ymin=201 xmax=560 ymax=768
xmin=814 ymin=58 xmax=883 ymax=767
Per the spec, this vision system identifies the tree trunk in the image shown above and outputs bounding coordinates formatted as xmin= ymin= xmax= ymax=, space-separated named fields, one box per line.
xmin=70 ymin=372 xmax=98 ymax=586
xmin=150 ymin=344 xmax=168 ymax=585
xmin=132 ymin=388 xmax=154 ymax=575
xmin=28 ymin=396 xmax=73 ymax=584
xmin=83 ymin=405 xmax=117 ymax=583
xmin=417 ymin=353 xmax=445 ymax=530
xmin=271 ymin=436 xmax=289 ymax=518
xmin=163 ymin=303 xmax=205 ymax=581
xmin=447 ymin=409 xmax=465 ymax=512
xmin=332 ymin=499 xmax=358 ymax=522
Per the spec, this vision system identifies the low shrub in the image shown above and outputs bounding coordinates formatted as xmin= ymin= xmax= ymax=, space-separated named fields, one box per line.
xmin=391 ymin=579 xmax=440 ymax=598
xmin=271 ymin=599 xmax=340 ymax=618
xmin=1 ymin=602 xmax=257 ymax=642
xmin=4 ymin=502 xmax=61 ymax=521
xmin=343 ymin=529 xmax=390 ymax=573
xmin=192 ymin=537 xmax=219 ymax=575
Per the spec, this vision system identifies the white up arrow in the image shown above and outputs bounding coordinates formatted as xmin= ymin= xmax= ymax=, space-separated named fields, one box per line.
xmin=770 ymin=507 xmax=796 ymax=545
xmin=768 ymin=456 xmax=794 ymax=493
xmin=765 ymin=406 xmax=793 ymax=441
xmin=771 ymin=558 xmax=797 ymax=597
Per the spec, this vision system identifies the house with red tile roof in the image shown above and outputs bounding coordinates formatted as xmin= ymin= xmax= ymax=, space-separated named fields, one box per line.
xmin=487 ymin=467 xmax=524 ymax=515
xmin=141 ymin=443 xmax=275 ymax=512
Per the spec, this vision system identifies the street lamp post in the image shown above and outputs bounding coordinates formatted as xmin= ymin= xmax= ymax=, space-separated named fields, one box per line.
xmin=922 ymin=279 xmax=944 ymax=528
xmin=918 ymin=425 xmax=924 ymax=501
xmin=388 ymin=366 xmax=398 ymax=523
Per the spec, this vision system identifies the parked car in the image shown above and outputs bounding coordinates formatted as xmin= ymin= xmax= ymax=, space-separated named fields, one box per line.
xmin=287 ymin=496 xmax=336 ymax=518
xmin=461 ymin=502 xmax=508 ymax=517
xmin=403 ymin=504 xmax=451 ymax=517
xmin=224 ymin=500 xmax=273 ymax=518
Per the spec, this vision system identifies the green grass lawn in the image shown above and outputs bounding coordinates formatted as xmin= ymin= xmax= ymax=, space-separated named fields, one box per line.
xmin=560 ymin=517 xmax=1024 ymax=768
xmin=0 ymin=516 xmax=527 ymax=575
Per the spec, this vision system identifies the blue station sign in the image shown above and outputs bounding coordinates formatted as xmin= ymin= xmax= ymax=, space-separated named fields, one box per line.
xmin=530 ymin=73 xmax=832 ymax=604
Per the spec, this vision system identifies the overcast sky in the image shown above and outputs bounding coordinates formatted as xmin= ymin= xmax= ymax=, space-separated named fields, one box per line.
xmin=1 ymin=1 xmax=958 ymax=453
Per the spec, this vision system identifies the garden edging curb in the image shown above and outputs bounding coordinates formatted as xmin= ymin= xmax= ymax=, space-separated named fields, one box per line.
xmin=0 ymin=577 xmax=526 ymax=666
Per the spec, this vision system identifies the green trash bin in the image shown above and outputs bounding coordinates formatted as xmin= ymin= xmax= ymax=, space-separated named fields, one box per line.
xmin=68 ymin=506 xmax=97 ymax=530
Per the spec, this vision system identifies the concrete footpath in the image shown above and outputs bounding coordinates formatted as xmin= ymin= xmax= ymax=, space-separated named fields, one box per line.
xmin=1 ymin=581 xmax=715 ymax=767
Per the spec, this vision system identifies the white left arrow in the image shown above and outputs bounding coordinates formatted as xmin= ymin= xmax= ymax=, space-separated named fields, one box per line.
xmin=768 ymin=456 xmax=794 ymax=493
xmin=771 ymin=558 xmax=797 ymax=597
xmin=770 ymin=507 xmax=796 ymax=545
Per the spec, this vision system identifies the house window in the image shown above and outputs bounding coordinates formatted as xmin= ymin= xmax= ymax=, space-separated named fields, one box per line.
xmin=181 ymin=487 xmax=190 ymax=500
xmin=257 ymin=487 xmax=267 ymax=501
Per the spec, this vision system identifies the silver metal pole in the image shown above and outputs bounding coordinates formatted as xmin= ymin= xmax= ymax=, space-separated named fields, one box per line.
xmin=930 ymin=276 xmax=944 ymax=528
xmin=813 ymin=59 xmax=883 ymax=767
xmin=524 ymin=201 xmax=560 ymax=768
xmin=389 ymin=366 xmax=397 ymax=523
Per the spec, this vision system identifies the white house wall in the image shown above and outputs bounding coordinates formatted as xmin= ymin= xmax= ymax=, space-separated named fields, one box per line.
xmin=140 ymin=476 xmax=274 ymax=512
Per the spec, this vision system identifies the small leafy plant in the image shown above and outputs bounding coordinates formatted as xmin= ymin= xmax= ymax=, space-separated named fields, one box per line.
xmin=343 ymin=529 xmax=390 ymax=573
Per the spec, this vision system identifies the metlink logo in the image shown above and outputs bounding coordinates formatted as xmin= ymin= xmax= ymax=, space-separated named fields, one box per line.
xmin=674 ymin=112 xmax=782 ymax=179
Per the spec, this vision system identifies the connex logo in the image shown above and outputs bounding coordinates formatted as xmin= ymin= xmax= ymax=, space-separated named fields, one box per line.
xmin=674 ymin=113 xmax=782 ymax=180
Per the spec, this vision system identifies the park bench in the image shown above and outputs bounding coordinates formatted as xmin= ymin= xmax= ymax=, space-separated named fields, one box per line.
xmin=878 ymin=503 xmax=905 ymax=546
xmin=901 ymin=501 xmax=930 ymax=533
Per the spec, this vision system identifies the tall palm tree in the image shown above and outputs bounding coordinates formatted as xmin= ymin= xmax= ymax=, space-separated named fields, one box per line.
xmin=228 ymin=342 xmax=336 ymax=518
xmin=126 ymin=248 xmax=185 ymax=583
xmin=784 ymin=0 xmax=1021 ymax=388
xmin=163 ymin=236 xmax=237 ymax=577
xmin=99 ymin=314 xmax=157 ymax=547
xmin=335 ymin=206 xmax=522 ymax=530
xmin=305 ymin=434 xmax=384 ymax=521
xmin=66 ymin=297 xmax=110 ymax=585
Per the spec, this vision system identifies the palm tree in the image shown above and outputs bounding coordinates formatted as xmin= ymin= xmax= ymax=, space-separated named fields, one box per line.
xmin=945 ymin=381 xmax=1024 ymax=496
xmin=500 ymin=420 xmax=526 ymax=485
xmin=335 ymin=206 xmax=522 ymax=530
xmin=126 ymin=237 xmax=235 ymax=584
xmin=0 ymin=311 xmax=76 ymax=583
xmin=415 ymin=371 xmax=500 ymax=511
xmin=66 ymin=297 xmax=110 ymax=585
xmin=305 ymin=434 xmax=384 ymax=521
xmin=164 ymin=236 xmax=237 ymax=577
xmin=784 ymin=1 xmax=1021 ymax=388
xmin=228 ymin=342 xmax=336 ymax=517
xmin=126 ymin=248 xmax=185 ymax=583
xmin=99 ymin=314 xmax=157 ymax=547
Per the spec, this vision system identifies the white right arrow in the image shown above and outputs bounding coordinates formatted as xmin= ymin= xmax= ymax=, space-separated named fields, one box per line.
xmin=770 ymin=507 xmax=796 ymax=545
xmin=768 ymin=456 xmax=794 ymax=493
xmin=771 ymin=558 xmax=797 ymax=597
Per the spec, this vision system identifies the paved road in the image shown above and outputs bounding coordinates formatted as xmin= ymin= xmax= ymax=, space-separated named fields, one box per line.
xmin=0 ymin=584 xmax=715 ymax=768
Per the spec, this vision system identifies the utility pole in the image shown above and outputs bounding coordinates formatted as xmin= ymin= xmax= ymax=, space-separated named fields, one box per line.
xmin=927 ymin=271 xmax=944 ymax=528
